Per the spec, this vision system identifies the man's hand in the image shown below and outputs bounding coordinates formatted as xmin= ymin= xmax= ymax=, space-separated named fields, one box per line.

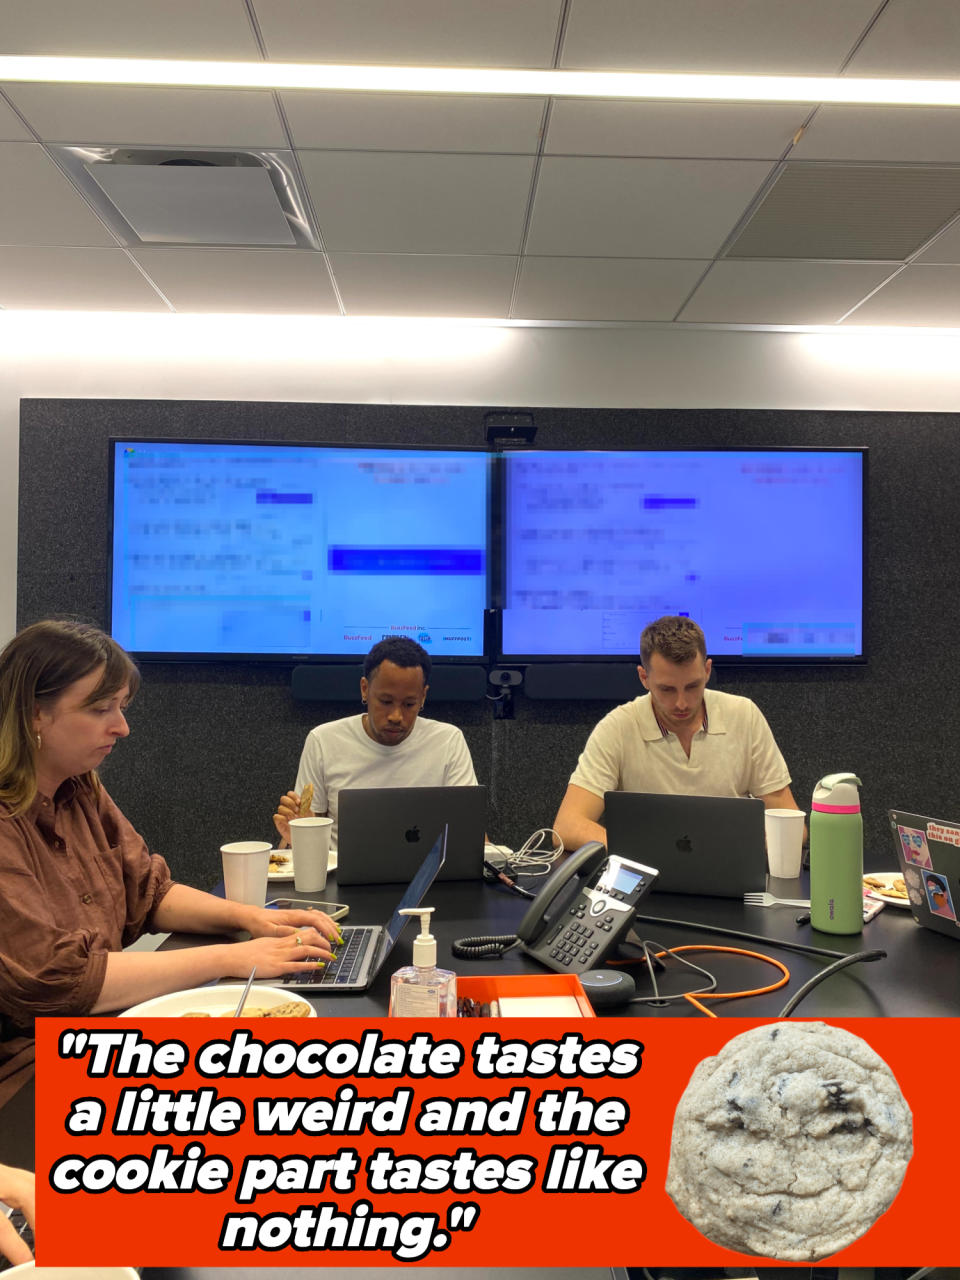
xmin=273 ymin=790 xmax=301 ymax=849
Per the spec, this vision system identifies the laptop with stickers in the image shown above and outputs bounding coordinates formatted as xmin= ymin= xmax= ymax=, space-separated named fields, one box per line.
xmin=888 ymin=809 xmax=960 ymax=941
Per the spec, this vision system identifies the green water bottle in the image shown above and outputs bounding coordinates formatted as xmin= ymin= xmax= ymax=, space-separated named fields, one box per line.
xmin=810 ymin=772 xmax=863 ymax=934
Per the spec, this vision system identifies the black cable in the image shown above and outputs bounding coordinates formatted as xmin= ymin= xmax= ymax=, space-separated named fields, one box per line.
xmin=452 ymin=934 xmax=521 ymax=959
xmin=777 ymin=949 xmax=887 ymax=1016
xmin=631 ymin=912 xmax=854 ymax=961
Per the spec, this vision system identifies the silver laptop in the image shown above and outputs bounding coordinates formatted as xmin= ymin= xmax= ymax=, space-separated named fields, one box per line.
xmin=276 ymin=826 xmax=446 ymax=992
xmin=889 ymin=808 xmax=960 ymax=941
xmin=603 ymin=791 xmax=766 ymax=897
xmin=336 ymin=785 xmax=485 ymax=886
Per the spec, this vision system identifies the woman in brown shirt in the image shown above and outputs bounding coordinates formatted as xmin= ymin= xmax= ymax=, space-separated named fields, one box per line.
xmin=0 ymin=620 xmax=340 ymax=1051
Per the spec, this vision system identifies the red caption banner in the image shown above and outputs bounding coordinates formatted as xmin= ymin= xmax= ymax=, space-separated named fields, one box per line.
xmin=34 ymin=1016 xmax=952 ymax=1268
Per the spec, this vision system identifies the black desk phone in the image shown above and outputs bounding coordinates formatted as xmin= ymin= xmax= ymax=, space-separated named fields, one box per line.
xmin=517 ymin=842 xmax=659 ymax=974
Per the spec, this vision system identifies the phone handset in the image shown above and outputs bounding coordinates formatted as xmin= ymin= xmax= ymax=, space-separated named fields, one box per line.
xmin=516 ymin=841 xmax=607 ymax=947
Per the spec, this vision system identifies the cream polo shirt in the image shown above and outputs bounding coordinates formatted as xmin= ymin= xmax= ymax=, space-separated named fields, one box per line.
xmin=569 ymin=688 xmax=791 ymax=802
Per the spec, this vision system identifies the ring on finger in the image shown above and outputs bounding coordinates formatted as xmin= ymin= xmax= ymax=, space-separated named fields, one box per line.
xmin=295 ymin=935 xmax=302 ymax=946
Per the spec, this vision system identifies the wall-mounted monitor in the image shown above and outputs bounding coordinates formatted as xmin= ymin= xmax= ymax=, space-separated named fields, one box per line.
xmin=499 ymin=448 xmax=866 ymax=662
xmin=109 ymin=440 xmax=490 ymax=659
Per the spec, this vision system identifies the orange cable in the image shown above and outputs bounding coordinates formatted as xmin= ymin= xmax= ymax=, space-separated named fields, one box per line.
xmin=616 ymin=943 xmax=791 ymax=1018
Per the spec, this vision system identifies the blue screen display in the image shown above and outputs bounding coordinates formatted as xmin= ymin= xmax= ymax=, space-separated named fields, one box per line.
xmin=501 ymin=449 xmax=865 ymax=659
xmin=110 ymin=441 xmax=490 ymax=657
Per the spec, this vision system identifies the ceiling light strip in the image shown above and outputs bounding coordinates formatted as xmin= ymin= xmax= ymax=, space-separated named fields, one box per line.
xmin=2 ymin=57 xmax=960 ymax=106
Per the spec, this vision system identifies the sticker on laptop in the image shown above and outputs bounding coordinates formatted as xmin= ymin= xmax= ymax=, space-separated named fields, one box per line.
xmin=927 ymin=821 xmax=960 ymax=849
xmin=897 ymin=825 xmax=933 ymax=867
xmin=922 ymin=870 xmax=957 ymax=921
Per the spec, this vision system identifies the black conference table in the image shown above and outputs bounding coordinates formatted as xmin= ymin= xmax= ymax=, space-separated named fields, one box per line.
xmin=1 ymin=868 xmax=951 ymax=1278
xmin=162 ymin=866 xmax=959 ymax=1019
xmin=140 ymin=870 xmax=960 ymax=1280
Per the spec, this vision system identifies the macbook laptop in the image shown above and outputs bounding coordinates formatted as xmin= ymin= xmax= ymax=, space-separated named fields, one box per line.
xmin=603 ymin=791 xmax=766 ymax=897
xmin=336 ymin=785 xmax=485 ymax=886
xmin=275 ymin=826 xmax=446 ymax=992
xmin=889 ymin=808 xmax=960 ymax=941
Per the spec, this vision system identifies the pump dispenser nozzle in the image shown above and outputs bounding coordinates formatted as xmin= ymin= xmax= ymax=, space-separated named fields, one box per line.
xmin=399 ymin=907 xmax=437 ymax=968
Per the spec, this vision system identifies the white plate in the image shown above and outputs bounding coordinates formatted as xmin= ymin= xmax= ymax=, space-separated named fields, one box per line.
xmin=119 ymin=984 xmax=315 ymax=1017
xmin=269 ymin=850 xmax=337 ymax=880
xmin=863 ymin=871 xmax=910 ymax=908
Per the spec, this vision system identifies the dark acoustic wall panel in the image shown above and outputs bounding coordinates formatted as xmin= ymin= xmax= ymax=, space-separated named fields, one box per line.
xmin=291 ymin=663 xmax=488 ymax=702
xmin=17 ymin=399 xmax=960 ymax=888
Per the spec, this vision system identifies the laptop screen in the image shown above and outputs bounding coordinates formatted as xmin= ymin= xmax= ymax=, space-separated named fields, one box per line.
xmin=371 ymin=827 xmax=448 ymax=971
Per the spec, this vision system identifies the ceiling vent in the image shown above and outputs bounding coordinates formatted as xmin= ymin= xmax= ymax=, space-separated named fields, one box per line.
xmin=50 ymin=146 xmax=318 ymax=248
xmin=726 ymin=162 xmax=960 ymax=261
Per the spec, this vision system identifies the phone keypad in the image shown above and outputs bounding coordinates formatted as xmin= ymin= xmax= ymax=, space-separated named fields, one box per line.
xmin=548 ymin=917 xmax=604 ymax=966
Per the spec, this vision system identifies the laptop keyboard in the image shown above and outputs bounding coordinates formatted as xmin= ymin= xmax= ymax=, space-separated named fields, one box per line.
xmin=284 ymin=925 xmax=376 ymax=987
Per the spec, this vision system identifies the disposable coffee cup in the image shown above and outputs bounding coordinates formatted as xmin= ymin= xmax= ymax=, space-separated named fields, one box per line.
xmin=289 ymin=816 xmax=334 ymax=892
xmin=764 ymin=808 xmax=806 ymax=878
xmin=219 ymin=840 xmax=272 ymax=906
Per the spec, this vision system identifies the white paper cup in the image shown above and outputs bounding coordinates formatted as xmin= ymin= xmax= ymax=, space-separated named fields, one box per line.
xmin=220 ymin=840 xmax=272 ymax=906
xmin=764 ymin=808 xmax=806 ymax=878
xmin=289 ymin=816 xmax=334 ymax=892
xmin=4 ymin=1267 xmax=139 ymax=1278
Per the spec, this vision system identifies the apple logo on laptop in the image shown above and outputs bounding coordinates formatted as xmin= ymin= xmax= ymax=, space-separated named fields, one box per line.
xmin=676 ymin=834 xmax=693 ymax=854
xmin=404 ymin=826 xmax=421 ymax=843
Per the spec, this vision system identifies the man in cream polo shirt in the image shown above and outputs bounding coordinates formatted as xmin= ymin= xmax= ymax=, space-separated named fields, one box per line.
xmin=553 ymin=615 xmax=800 ymax=851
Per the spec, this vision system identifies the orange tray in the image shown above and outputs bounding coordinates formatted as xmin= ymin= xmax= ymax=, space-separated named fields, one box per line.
xmin=457 ymin=973 xmax=595 ymax=1017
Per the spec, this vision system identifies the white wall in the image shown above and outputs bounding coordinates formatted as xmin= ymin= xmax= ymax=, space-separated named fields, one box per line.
xmin=4 ymin=311 xmax=960 ymax=641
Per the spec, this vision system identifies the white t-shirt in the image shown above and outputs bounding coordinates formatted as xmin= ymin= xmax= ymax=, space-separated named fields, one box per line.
xmin=296 ymin=714 xmax=477 ymax=849
xmin=569 ymin=688 xmax=791 ymax=802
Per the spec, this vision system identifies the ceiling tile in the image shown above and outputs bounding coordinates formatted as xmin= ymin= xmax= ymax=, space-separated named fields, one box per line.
xmin=515 ymin=256 xmax=707 ymax=321
xmin=546 ymin=100 xmax=807 ymax=159
xmin=844 ymin=0 xmax=960 ymax=76
xmin=0 ymin=94 xmax=31 ymax=141
xmin=329 ymin=252 xmax=516 ymax=316
xmin=560 ymin=0 xmax=879 ymax=72
xmin=914 ymin=217 xmax=960 ymax=264
xmin=728 ymin=164 xmax=960 ymax=260
xmin=3 ymin=84 xmax=286 ymax=148
xmin=679 ymin=259 xmax=896 ymax=324
xmin=0 ymin=142 xmax=115 ymax=246
xmin=254 ymin=0 xmax=562 ymax=66
xmin=0 ymin=245 xmax=166 ymax=309
xmin=299 ymin=151 xmax=535 ymax=253
xmin=282 ymin=92 xmax=544 ymax=153
xmin=525 ymin=157 xmax=773 ymax=258
xmin=132 ymin=247 xmax=339 ymax=313
xmin=792 ymin=105 xmax=960 ymax=164
xmin=842 ymin=264 xmax=960 ymax=325
xmin=0 ymin=0 xmax=260 ymax=58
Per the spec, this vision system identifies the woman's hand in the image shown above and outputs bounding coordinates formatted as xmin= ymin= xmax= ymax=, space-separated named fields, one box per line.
xmin=246 ymin=905 xmax=342 ymax=946
xmin=273 ymin=790 xmax=301 ymax=849
xmin=226 ymin=928 xmax=335 ymax=980
xmin=0 ymin=1163 xmax=34 ymax=1266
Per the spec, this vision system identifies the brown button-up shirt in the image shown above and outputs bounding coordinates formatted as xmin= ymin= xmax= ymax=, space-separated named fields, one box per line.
xmin=0 ymin=778 xmax=173 ymax=1032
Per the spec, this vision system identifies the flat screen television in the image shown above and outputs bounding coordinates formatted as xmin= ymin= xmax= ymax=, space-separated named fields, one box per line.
xmin=499 ymin=448 xmax=866 ymax=662
xmin=109 ymin=440 xmax=490 ymax=659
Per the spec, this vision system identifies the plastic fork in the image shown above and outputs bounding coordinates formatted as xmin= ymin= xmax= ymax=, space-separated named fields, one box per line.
xmin=743 ymin=891 xmax=810 ymax=908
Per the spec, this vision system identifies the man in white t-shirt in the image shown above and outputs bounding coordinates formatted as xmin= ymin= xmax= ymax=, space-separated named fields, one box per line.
xmin=274 ymin=637 xmax=477 ymax=851
xmin=553 ymin=615 xmax=801 ymax=851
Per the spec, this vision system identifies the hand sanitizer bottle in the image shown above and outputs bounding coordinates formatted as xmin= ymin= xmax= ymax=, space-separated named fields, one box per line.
xmin=389 ymin=907 xmax=457 ymax=1016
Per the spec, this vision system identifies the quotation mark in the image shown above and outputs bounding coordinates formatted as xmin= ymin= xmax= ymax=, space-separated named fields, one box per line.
xmin=446 ymin=1202 xmax=479 ymax=1232
xmin=59 ymin=1030 xmax=88 ymax=1056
